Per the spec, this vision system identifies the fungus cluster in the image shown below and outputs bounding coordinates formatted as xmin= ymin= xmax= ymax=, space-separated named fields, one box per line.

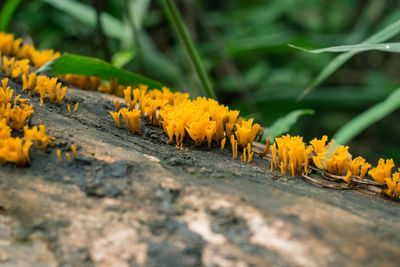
xmin=0 ymin=31 xmax=398 ymax=201
xmin=109 ymin=85 xmax=263 ymax=154
xmin=0 ymin=78 xmax=54 ymax=165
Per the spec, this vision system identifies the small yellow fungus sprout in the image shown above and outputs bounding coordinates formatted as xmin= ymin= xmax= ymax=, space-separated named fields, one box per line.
xmin=343 ymin=170 xmax=352 ymax=184
xmin=221 ymin=137 xmax=226 ymax=152
xmin=368 ymin=158 xmax=395 ymax=184
xmin=74 ymin=102 xmax=79 ymax=112
xmin=247 ymin=143 xmax=253 ymax=163
xmin=71 ymin=144 xmax=77 ymax=159
xmin=225 ymin=110 xmax=239 ymax=139
xmin=123 ymin=86 xmax=140 ymax=110
xmin=120 ymin=108 xmax=141 ymax=134
xmin=22 ymin=73 xmax=37 ymax=92
xmin=0 ymin=78 xmax=13 ymax=105
xmin=65 ymin=152 xmax=72 ymax=163
xmin=240 ymin=147 xmax=247 ymax=162
xmin=56 ymin=149 xmax=62 ymax=163
xmin=67 ymin=104 xmax=71 ymax=115
xmin=271 ymin=143 xmax=277 ymax=168
xmin=259 ymin=137 xmax=271 ymax=157
xmin=112 ymin=95 xmax=121 ymax=112
xmin=23 ymin=125 xmax=55 ymax=150
xmin=110 ymin=111 xmax=122 ymax=128
xmin=230 ymin=135 xmax=238 ymax=159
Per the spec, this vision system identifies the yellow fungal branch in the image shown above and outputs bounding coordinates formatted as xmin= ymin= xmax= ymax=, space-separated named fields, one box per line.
xmin=230 ymin=135 xmax=238 ymax=159
xmin=74 ymin=102 xmax=79 ymax=112
xmin=120 ymin=108 xmax=141 ymax=134
xmin=368 ymin=159 xmax=395 ymax=184
xmin=71 ymin=144 xmax=77 ymax=159
xmin=110 ymin=110 xmax=122 ymax=128
xmin=270 ymin=134 xmax=311 ymax=177
xmin=23 ymin=125 xmax=55 ymax=150
xmin=67 ymin=104 xmax=71 ymax=115
xmin=259 ymin=137 xmax=270 ymax=157
xmin=221 ymin=137 xmax=226 ymax=152
xmin=65 ymin=152 xmax=72 ymax=163
xmin=56 ymin=149 xmax=62 ymax=163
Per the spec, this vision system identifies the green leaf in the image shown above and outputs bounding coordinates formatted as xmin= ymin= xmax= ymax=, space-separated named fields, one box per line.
xmin=332 ymin=87 xmax=400 ymax=148
xmin=40 ymin=0 xmax=132 ymax=44
xmin=112 ymin=50 xmax=135 ymax=68
xmin=262 ymin=109 xmax=314 ymax=141
xmin=297 ymin=18 xmax=400 ymax=100
xmin=128 ymin=0 xmax=152 ymax=29
xmin=289 ymin=43 xmax=400 ymax=53
xmin=0 ymin=0 xmax=22 ymax=31
xmin=37 ymin=54 xmax=166 ymax=90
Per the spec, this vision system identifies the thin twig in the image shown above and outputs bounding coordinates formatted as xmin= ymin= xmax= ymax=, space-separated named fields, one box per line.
xmin=302 ymin=173 xmax=353 ymax=190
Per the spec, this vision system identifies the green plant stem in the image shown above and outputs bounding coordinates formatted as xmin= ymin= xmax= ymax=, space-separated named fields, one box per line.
xmin=160 ymin=0 xmax=217 ymax=100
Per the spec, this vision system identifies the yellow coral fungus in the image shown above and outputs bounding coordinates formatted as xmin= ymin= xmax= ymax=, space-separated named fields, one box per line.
xmin=271 ymin=134 xmax=310 ymax=177
xmin=343 ymin=170 xmax=352 ymax=184
xmin=368 ymin=158 xmax=395 ymax=184
xmin=348 ymin=156 xmax=371 ymax=178
xmin=234 ymin=118 xmax=262 ymax=148
xmin=65 ymin=152 xmax=72 ymax=163
xmin=240 ymin=147 xmax=247 ymax=162
xmin=221 ymin=137 xmax=226 ymax=152
xmin=29 ymin=49 xmax=60 ymax=68
xmin=230 ymin=135 xmax=238 ymax=159
xmin=71 ymin=144 xmax=77 ymax=159
xmin=67 ymin=104 xmax=71 ymax=115
xmin=56 ymin=149 xmax=62 ymax=163
xmin=247 ymin=143 xmax=253 ymax=163
xmin=0 ymin=137 xmax=31 ymax=166
xmin=384 ymin=172 xmax=400 ymax=200
xmin=110 ymin=110 xmax=121 ymax=128
xmin=23 ymin=125 xmax=54 ymax=150
xmin=74 ymin=102 xmax=79 ymax=112
xmin=259 ymin=137 xmax=270 ymax=157
xmin=120 ymin=108 xmax=141 ymax=133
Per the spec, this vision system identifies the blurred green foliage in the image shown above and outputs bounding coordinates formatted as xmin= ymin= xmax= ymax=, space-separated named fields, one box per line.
xmin=5 ymin=0 xmax=400 ymax=163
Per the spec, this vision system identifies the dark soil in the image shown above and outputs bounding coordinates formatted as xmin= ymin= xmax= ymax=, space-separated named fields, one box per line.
xmin=0 ymin=77 xmax=399 ymax=266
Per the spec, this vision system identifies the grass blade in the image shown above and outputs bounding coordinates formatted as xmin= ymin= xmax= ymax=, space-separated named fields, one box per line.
xmin=37 ymin=54 xmax=166 ymax=90
xmin=0 ymin=0 xmax=22 ymax=31
xmin=159 ymin=0 xmax=217 ymax=100
xmin=40 ymin=0 xmax=132 ymax=44
xmin=332 ymin=87 xmax=400 ymax=149
xmin=289 ymin=43 xmax=400 ymax=53
xmin=298 ymin=19 xmax=400 ymax=101
xmin=262 ymin=109 xmax=314 ymax=141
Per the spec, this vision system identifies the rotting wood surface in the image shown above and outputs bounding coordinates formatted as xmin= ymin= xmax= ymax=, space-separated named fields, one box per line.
xmin=0 ymin=78 xmax=399 ymax=267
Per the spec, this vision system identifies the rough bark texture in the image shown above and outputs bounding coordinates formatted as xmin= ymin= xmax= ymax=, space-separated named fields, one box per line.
xmin=0 ymin=77 xmax=399 ymax=267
